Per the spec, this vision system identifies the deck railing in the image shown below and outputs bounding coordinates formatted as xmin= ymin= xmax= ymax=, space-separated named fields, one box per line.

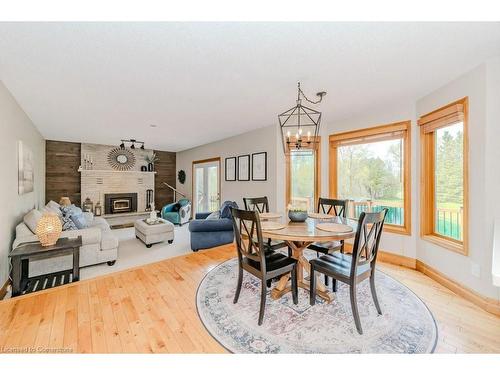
xmin=348 ymin=199 xmax=463 ymax=240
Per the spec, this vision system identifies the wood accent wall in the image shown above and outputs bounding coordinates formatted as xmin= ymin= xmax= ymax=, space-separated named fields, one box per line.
xmin=154 ymin=150 xmax=177 ymax=209
xmin=46 ymin=140 xmax=81 ymax=206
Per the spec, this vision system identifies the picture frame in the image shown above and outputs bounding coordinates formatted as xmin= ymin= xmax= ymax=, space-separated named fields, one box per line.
xmin=225 ymin=157 xmax=237 ymax=181
xmin=252 ymin=152 xmax=267 ymax=181
xmin=18 ymin=140 xmax=34 ymax=195
xmin=237 ymin=154 xmax=250 ymax=181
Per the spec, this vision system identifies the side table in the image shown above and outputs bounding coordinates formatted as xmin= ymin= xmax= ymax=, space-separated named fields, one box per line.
xmin=9 ymin=236 xmax=82 ymax=297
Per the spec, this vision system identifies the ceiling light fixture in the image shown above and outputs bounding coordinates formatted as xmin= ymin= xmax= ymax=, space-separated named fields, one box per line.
xmin=278 ymin=82 xmax=326 ymax=154
xmin=119 ymin=139 xmax=145 ymax=150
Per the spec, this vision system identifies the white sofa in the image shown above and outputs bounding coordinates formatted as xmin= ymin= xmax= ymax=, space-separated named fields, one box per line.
xmin=13 ymin=207 xmax=119 ymax=277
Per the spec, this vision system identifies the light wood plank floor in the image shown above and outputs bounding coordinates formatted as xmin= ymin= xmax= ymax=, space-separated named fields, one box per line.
xmin=1 ymin=244 xmax=499 ymax=353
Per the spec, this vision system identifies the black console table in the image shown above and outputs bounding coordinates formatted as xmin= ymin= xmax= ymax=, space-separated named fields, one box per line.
xmin=9 ymin=236 xmax=82 ymax=297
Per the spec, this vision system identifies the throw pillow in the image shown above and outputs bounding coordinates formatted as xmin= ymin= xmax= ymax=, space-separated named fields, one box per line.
xmin=172 ymin=203 xmax=182 ymax=212
xmin=45 ymin=201 xmax=62 ymax=217
xmin=59 ymin=205 xmax=78 ymax=231
xmin=206 ymin=211 xmax=221 ymax=220
xmin=70 ymin=211 xmax=88 ymax=229
xmin=23 ymin=209 xmax=42 ymax=233
xmin=220 ymin=201 xmax=238 ymax=219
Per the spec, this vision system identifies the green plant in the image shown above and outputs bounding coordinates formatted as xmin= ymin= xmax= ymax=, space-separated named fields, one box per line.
xmin=145 ymin=152 xmax=159 ymax=164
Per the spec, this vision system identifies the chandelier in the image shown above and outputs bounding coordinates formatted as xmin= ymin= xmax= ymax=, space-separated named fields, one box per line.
xmin=278 ymin=82 xmax=326 ymax=153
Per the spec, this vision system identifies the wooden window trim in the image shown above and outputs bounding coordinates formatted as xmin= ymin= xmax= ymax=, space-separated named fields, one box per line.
xmin=286 ymin=137 xmax=321 ymax=209
xmin=329 ymin=121 xmax=412 ymax=236
xmin=419 ymin=97 xmax=468 ymax=255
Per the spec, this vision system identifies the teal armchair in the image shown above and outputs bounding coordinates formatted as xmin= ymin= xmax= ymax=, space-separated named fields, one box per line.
xmin=161 ymin=198 xmax=192 ymax=225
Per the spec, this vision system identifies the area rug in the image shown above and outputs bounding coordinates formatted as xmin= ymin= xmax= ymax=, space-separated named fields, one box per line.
xmin=196 ymin=254 xmax=438 ymax=353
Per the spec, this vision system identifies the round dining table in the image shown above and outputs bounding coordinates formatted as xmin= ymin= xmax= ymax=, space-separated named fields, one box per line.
xmin=261 ymin=216 xmax=357 ymax=303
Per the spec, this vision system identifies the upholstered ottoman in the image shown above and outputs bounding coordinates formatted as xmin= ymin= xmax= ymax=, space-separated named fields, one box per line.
xmin=134 ymin=218 xmax=174 ymax=248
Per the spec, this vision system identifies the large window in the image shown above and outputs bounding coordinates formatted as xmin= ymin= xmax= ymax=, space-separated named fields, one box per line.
xmin=286 ymin=139 xmax=320 ymax=212
xmin=329 ymin=121 xmax=411 ymax=235
xmin=419 ymin=98 xmax=468 ymax=255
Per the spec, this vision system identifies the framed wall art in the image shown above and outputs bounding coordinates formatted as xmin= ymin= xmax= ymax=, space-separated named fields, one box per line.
xmin=237 ymin=154 xmax=250 ymax=181
xmin=225 ymin=157 xmax=236 ymax=181
xmin=251 ymin=152 xmax=267 ymax=181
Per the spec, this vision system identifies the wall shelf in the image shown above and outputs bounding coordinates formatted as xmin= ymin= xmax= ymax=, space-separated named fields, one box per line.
xmin=79 ymin=169 xmax=156 ymax=174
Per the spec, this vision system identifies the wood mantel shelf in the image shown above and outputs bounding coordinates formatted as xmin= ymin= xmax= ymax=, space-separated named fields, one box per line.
xmin=79 ymin=169 xmax=157 ymax=174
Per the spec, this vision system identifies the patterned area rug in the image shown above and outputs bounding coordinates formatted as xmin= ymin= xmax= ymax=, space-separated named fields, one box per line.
xmin=196 ymin=254 xmax=438 ymax=353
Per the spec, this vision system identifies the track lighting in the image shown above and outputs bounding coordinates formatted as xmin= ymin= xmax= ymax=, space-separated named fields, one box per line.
xmin=119 ymin=139 xmax=146 ymax=150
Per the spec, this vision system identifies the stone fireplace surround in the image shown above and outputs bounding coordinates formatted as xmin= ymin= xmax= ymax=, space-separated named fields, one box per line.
xmin=80 ymin=143 xmax=155 ymax=215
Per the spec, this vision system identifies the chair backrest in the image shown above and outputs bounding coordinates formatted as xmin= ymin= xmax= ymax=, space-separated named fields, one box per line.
xmin=317 ymin=198 xmax=347 ymax=217
xmin=243 ymin=197 xmax=270 ymax=213
xmin=350 ymin=209 xmax=388 ymax=276
xmin=230 ymin=207 xmax=267 ymax=272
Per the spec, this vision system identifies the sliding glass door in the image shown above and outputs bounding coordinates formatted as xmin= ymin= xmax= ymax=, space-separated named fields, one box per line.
xmin=193 ymin=158 xmax=221 ymax=215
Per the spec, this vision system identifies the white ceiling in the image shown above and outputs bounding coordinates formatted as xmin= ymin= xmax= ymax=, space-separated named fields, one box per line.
xmin=1 ymin=22 xmax=499 ymax=152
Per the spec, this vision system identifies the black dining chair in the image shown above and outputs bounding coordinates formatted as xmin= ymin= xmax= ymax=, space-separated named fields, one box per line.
xmin=309 ymin=209 xmax=388 ymax=334
xmin=231 ymin=207 xmax=298 ymax=325
xmin=243 ymin=196 xmax=290 ymax=255
xmin=308 ymin=198 xmax=348 ymax=285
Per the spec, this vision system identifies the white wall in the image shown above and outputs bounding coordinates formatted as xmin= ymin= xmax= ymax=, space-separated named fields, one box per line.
xmin=416 ymin=61 xmax=499 ymax=299
xmin=0 ymin=81 xmax=45 ymax=288
xmin=321 ymin=100 xmax=418 ymax=260
xmin=176 ymin=125 xmax=279 ymax=211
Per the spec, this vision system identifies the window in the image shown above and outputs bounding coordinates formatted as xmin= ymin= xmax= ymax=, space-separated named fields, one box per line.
xmin=329 ymin=121 xmax=411 ymax=235
xmin=286 ymin=138 xmax=320 ymax=212
xmin=419 ymin=98 xmax=468 ymax=255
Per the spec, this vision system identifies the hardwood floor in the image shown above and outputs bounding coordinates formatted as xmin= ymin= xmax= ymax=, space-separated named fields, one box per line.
xmin=0 ymin=244 xmax=499 ymax=353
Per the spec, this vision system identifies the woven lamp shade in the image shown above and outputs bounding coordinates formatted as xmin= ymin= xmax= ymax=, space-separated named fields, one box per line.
xmin=59 ymin=197 xmax=71 ymax=206
xmin=35 ymin=213 xmax=62 ymax=247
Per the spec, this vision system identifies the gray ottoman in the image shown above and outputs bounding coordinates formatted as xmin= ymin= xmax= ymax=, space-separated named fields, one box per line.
xmin=134 ymin=218 xmax=175 ymax=248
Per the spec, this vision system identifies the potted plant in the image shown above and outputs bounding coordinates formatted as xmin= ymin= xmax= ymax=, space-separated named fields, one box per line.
xmin=145 ymin=152 xmax=159 ymax=172
xmin=287 ymin=202 xmax=308 ymax=222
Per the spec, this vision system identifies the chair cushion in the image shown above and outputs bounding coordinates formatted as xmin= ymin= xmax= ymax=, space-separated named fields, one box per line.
xmin=308 ymin=241 xmax=342 ymax=254
xmin=244 ymin=251 xmax=296 ymax=272
xmin=310 ymin=252 xmax=370 ymax=278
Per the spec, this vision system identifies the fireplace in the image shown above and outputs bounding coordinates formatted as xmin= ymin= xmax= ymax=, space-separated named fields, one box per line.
xmin=105 ymin=193 xmax=138 ymax=215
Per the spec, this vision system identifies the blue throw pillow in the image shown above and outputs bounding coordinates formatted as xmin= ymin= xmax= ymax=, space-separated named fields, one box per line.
xmin=220 ymin=201 xmax=238 ymax=219
xmin=60 ymin=204 xmax=87 ymax=230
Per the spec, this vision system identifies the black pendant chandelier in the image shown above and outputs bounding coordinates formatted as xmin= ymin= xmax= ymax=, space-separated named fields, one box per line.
xmin=278 ymin=82 xmax=326 ymax=154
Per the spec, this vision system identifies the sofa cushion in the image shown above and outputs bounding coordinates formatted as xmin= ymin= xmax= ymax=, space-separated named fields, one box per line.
xmin=23 ymin=209 xmax=42 ymax=234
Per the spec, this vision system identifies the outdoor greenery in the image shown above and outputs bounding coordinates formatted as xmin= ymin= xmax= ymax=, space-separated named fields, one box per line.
xmin=290 ymin=150 xmax=315 ymax=211
xmin=337 ymin=138 xmax=403 ymax=202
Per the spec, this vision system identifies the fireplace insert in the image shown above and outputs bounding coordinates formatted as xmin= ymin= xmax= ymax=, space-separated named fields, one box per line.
xmin=104 ymin=193 xmax=138 ymax=214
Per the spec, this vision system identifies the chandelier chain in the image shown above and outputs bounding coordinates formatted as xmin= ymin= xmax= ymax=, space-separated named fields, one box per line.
xmin=298 ymin=86 xmax=323 ymax=105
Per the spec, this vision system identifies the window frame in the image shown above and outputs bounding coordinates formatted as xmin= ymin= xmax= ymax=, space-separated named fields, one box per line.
xmin=285 ymin=137 xmax=321 ymax=211
xmin=329 ymin=121 xmax=412 ymax=235
xmin=418 ymin=97 xmax=469 ymax=255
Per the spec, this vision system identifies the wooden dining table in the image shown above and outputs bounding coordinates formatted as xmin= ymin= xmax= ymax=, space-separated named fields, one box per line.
xmin=261 ymin=216 xmax=357 ymax=303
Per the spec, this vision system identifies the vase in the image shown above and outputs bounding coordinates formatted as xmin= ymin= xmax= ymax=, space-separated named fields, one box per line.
xmin=288 ymin=210 xmax=308 ymax=222
xmin=148 ymin=163 xmax=154 ymax=172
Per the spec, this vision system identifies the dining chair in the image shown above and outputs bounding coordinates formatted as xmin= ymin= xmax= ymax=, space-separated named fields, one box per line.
xmin=231 ymin=207 xmax=298 ymax=325
xmin=308 ymin=198 xmax=348 ymax=285
xmin=243 ymin=196 xmax=290 ymax=255
xmin=309 ymin=209 xmax=388 ymax=334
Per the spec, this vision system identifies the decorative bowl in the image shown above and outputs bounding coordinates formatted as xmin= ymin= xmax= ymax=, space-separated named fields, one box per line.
xmin=288 ymin=210 xmax=308 ymax=222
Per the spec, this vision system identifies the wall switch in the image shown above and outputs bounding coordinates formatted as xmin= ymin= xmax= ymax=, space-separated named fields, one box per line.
xmin=471 ymin=262 xmax=481 ymax=278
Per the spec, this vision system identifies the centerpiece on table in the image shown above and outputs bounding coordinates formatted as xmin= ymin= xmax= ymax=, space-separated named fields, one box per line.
xmin=287 ymin=202 xmax=308 ymax=222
